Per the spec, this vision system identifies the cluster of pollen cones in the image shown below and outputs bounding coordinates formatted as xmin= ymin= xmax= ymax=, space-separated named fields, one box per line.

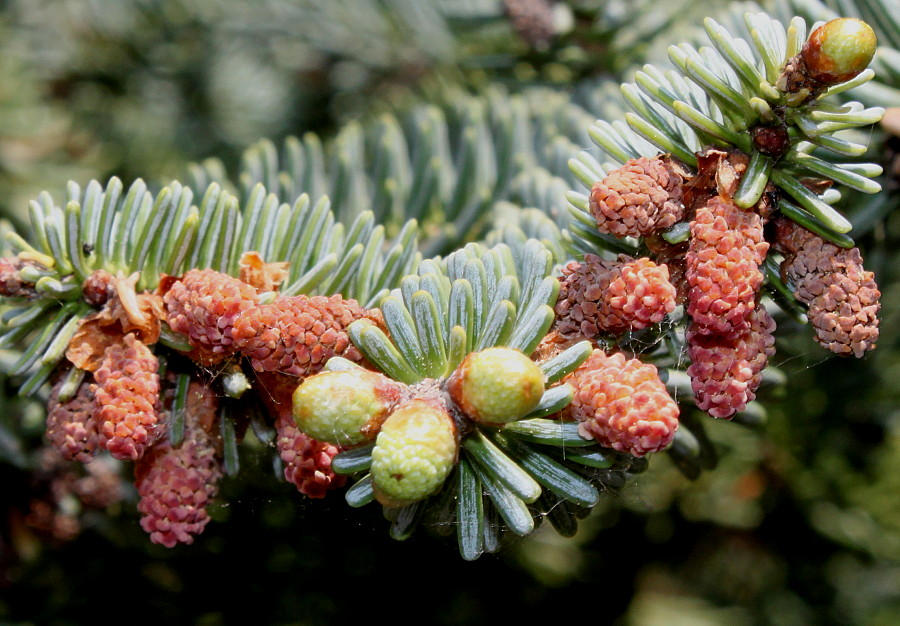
xmin=553 ymin=151 xmax=880 ymax=447
xmin=17 ymin=255 xmax=381 ymax=547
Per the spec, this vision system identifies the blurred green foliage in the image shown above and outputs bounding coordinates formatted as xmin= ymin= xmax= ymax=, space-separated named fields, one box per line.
xmin=1 ymin=1 xmax=898 ymax=624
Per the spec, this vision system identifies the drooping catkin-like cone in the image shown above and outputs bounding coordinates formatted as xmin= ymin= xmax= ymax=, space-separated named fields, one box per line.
xmin=232 ymin=294 xmax=378 ymax=377
xmin=686 ymin=306 xmax=776 ymax=419
xmin=589 ymin=156 xmax=687 ymax=238
xmin=564 ymin=350 xmax=679 ymax=457
xmin=92 ymin=333 xmax=161 ymax=461
xmin=162 ymin=268 xmax=259 ymax=365
xmin=773 ymin=218 xmax=880 ymax=357
xmin=274 ymin=408 xmax=346 ymax=499
xmin=45 ymin=378 xmax=101 ymax=463
xmin=686 ymin=194 xmax=769 ymax=337
xmin=555 ymin=254 xmax=677 ymax=339
xmin=135 ymin=382 xmax=223 ymax=548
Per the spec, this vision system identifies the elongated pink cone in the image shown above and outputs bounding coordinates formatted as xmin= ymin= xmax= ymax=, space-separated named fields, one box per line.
xmin=686 ymin=195 xmax=768 ymax=337
xmin=774 ymin=218 xmax=880 ymax=358
xmin=93 ymin=333 xmax=161 ymax=461
xmin=687 ymin=306 xmax=776 ymax=419
xmin=46 ymin=378 xmax=101 ymax=463
xmin=135 ymin=382 xmax=223 ymax=548
xmin=232 ymin=294 xmax=380 ymax=378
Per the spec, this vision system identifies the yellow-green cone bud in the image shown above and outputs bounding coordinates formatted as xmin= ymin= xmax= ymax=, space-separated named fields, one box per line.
xmin=447 ymin=347 xmax=545 ymax=425
xmin=802 ymin=18 xmax=877 ymax=85
xmin=292 ymin=370 xmax=401 ymax=446
xmin=371 ymin=400 xmax=458 ymax=506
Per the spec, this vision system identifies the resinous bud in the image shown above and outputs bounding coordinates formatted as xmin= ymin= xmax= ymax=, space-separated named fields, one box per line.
xmin=802 ymin=18 xmax=877 ymax=85
xmin=371 ymin=400 xmax=458 ymax=506
xmin=448 ymin=347 xmax=545 ymax=425
xmin=292 ymin=370 xmax=401 ymax=446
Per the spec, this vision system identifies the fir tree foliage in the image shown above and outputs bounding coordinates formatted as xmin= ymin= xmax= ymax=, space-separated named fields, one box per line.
xmin=326 ymin=241 xmax=646 ymax=559
xmin=0 ymin=5 xmax=891 ymax=564
xmin=568 ymin=11 xmax=884 ymax=247
xmin=0 ymin=175 xmax=421 ymax=395
xmin=187 ymin=82 xmax=594 ymax=257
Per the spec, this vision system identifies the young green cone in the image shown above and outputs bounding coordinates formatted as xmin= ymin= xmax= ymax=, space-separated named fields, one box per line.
xmin=447 ymin=347 xmax=545 ymax=425
xmin=292 ymin=369 xmax=402 ymax=446
xmin=371 ymin=400 xmax=458 ymax=507
xmin=802 ymin=18 xmax=877 ymax=85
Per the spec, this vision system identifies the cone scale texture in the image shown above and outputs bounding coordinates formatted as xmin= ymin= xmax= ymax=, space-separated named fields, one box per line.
xmin=163 ymin=268 xmax=260 ymax=365
xmin=774 ymin=219 xmax=880 ymax=357
xmin=92 ymin=333 xmax=161 ymax=461
xmin=589 ymin=156 xmax=686 ymax=238
xmin=232 ymin=294 xmax=375 ymax=378
xmin=686 ymin=195 xmax=769 ymax=337
xmin=687 ymin=306 xmax=776 ymax=419
xmin=45 ymin=378 xmax=101 ymax=463
xmin=565 ymin=350 xmax=679 ymax=457
xmin=275 ymin=410 xmax=347 ymax=498
xmin=135 ymin=383 xmax=223 ymax=548
xmin=556 ymin=253 xmax=677 ymax=338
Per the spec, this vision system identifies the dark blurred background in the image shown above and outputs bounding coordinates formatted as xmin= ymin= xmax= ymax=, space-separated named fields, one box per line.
xmin=1 ymin=1 xmax=898 ymax=624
